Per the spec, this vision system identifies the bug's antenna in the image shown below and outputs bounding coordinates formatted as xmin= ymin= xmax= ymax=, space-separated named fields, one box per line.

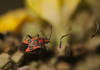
xmin=40 ymin=31 xmax=46 ymax=38
xmin=59 ymin=34 xmax=70 ymax=48
xmin=91 ymin=22 xmax=99 ymax=38
xmin=36 ymin=34 xmax=40 ymax=38
xmin=48 ymin=24 xmax=52 ymax=40
xmin=23 ymin=34 xmax=32 ymax=41
xmin=37 ymin=34 xmax=39 ymax=37
xmin=27 ymin=34 xmax=32 ymax=39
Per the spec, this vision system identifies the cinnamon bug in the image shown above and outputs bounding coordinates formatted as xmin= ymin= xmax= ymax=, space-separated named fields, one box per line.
xmin=20 ymin=25 xmax=52 ymax=54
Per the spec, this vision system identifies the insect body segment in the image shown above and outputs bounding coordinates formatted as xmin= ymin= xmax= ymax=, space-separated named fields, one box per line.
xmin=22 ymin=35 xmax=50 ymax=53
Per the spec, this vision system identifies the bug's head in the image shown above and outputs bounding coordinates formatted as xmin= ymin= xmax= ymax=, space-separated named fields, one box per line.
xmin=23 ymin=40 xmax=29 ymax=44
xmin=45 ymin=39 xmax=50 ymax=44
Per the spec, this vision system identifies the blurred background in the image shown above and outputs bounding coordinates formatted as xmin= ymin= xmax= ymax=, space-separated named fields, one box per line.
xmin=0 ymin=0 xmax=100 ymax=70
xmin=0 ymin=0 xmax=24 ymax=15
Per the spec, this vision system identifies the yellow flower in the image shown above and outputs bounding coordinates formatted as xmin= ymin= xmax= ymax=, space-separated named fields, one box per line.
xmin=26 ymin=0 xmax=81 ymax=24
xmin=0 ymin=9 xmax=33 ymax=33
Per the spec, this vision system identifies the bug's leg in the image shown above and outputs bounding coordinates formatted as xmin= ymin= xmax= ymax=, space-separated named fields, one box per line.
xmin=36 ymin=34 xmax=40 ymax=40
xmin=41 ymin=24 xmax=52 ymax=40
xmin=48 ymin=24 xmax=52 ymax=40
xmin=37 ymin=34 xmax=40 ymax=37
xmin=3 ymin=60 xmax=17 ymax=70
xmin=39 ymin=49 xmax=41 ymax=55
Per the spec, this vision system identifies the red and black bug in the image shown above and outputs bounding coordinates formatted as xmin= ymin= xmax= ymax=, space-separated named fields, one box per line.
xmin=20 ymin=25 xmax=52 ymax=53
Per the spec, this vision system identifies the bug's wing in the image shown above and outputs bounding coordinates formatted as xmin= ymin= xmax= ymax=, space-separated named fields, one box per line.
xmin=32 ymin=46 xmax=40 ymax=50
xmin=25 ymin=47 xmax=31 ymax=52
xmin=23 ymin=40 xmax=29 ymax=44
